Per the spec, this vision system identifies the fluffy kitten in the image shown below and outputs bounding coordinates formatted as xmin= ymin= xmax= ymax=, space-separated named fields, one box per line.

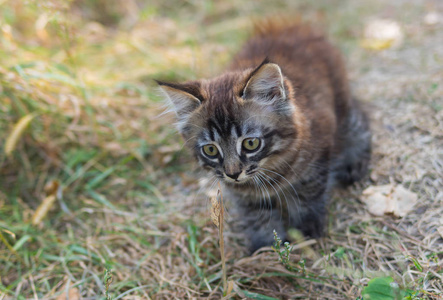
xmin=157 ymin=21 xmax=371 ymax=252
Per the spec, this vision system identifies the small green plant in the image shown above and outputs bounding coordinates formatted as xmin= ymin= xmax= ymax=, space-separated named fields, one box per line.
xmin=361 ymin=277 xmax=407 ymax=300
xmin=272 ymin=230 xmax=306 ymax=274
xmin=103 ymin=268 xmax=113 ymax=300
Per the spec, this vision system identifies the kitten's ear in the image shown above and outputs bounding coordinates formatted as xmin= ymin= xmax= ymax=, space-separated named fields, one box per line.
xmin=242 ymin=61 xmax=286 ymax=104
xmin=156 ymin=80 xmax=203 ymax=130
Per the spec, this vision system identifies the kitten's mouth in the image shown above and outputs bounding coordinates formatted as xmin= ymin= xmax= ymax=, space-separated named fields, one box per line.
xmin=223 ymin=177 xmax=250 ymax=185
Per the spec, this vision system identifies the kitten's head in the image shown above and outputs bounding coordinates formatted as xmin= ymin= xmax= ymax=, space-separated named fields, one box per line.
xmin=157 ymin=60 xmax=299 ymax=185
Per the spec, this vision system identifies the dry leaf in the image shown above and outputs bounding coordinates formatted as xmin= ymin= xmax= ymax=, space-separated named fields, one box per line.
xmin=32 ymin=195 xmax=57 ymax=225
xmin=226 ymin=280 xmax=235 ymax=295
xmin=362 ymin=19 xmax=403 ymax=50
xmin=361 ymin=39 xmax=394 ymax=51
xmin=361 ymin=184 xmax=418 ymax=217
xmin=35 ymin=13 xmax=50 ymax=43
xmin=32 ymin=180 xmax=60 ymax=225
xmin=424 ymin=12 xmax=442 ymax=25
xmin=1 ymin=24 xmax=13 ymax=42
xmin=4 ymin=113 xmax=36 ymax=157
xmin=44 ymin=179 xmax=60 ymax=195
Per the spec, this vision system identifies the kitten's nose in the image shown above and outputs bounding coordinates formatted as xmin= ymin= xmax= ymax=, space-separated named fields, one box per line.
xmin=225 ymin=171 xmax=241 ymax=180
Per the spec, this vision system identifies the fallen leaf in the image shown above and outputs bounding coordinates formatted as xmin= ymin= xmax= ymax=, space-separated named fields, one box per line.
xmin=362 ymin=19 xmax=403 ymax=50
xmin=361 ymin=184 xmax=418 ymax=217
xmin=32 ymin=180 xmax=61 ymax=225
xmin=35 ymin=13 xmax=50 ymax=43
xmin=361 ymin=39 xmax=393 ymax=51
xmin=223 ymin=280 xmax=235 ymax=296
xmin=4 ymin=113 xmax=36 ymax=157
xmin=32 ymin=195 xmax=57 ymax=225
xmin=44 ymin=179 xmax=60 ymax=196
xmin=424 ymin=12 xmax=442 ymax=26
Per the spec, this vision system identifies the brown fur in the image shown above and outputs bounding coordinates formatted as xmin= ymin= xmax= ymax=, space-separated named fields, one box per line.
xmin=231 ymin=21 xmax=351 ymax=160
xmin=158 ymin=20 xmax=371 ymax=252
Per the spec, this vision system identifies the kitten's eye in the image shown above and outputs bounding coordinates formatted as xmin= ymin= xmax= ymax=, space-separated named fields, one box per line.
xmin=242 ymin=138 xmax=261 ymax=152
xmin=202 ymin=144 xmax=219 ymax=157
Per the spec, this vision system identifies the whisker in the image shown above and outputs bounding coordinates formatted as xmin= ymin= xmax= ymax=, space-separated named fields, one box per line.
xmin=258 ymin=171 xmax=286 ymax=216
xmin=259 ymin=171 xmax=300 ymax=223
xmin=257 ymin=172 xmax=284 ymax=222
xmin=259 ymin=167 xmax=301 ymax=211
xmin=255 ymin=173 xmax=273 ymax=226
xmin=252 ymin=175 xmax=266 ymax=219
xmin=181 ymin=135 xmax=197 ymax=149
xmin=193 ymin=175 xmax=217 ymax=207
xmin=250 ymin=176 xmax=261 ymax=217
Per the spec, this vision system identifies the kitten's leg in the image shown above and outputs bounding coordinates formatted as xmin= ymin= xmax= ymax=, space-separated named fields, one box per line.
xmin=234 ymin=200 xmax=286 ymax=253
xmin=287 ymin=171 xmax=330 ymax=238
xmin=333 ymin=101 xmax=371 ymax=186
xmin=294 ymin=193 xmax=328 ymax=238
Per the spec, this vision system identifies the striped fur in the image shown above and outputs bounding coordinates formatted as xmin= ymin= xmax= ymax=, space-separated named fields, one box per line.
xmin=157 ymin=21 xmax=371 ymax=252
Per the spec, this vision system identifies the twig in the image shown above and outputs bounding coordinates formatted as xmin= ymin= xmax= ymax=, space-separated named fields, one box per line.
xmin=211 ymin=183 xmax=228 ymax=295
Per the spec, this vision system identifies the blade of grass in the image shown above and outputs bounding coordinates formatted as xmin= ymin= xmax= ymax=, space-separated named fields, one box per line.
xmin=12 ymin=235 xmax=31 ymax=251
xmin=0 ymin=230 xmax=24 ymax=264
xmin=85 ymin=166 xmax=116 ymax=190
xmin=234 ymin=288 xmax=280 ymax=300
xmin=4 ymin=113 xmax=36 ymax=157
xmin=86 ymin=190 xmax=116 ymax=210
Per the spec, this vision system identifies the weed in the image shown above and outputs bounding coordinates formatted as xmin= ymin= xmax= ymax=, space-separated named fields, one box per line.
xmin=104 ymin=268 xmax=113 ymax=300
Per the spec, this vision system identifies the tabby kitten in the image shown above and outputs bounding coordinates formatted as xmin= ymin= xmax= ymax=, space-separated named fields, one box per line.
xmin=157 ymin=21 xmax=371 ymax=252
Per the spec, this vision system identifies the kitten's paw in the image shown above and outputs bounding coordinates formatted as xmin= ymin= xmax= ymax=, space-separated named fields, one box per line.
xmin=296 ymin=208 xmax=326 ymax=239
xmin=249 ymin=231 xmax=288 ymax=254
xmin=335 ymin=157 xmax=370 ymax=186
xmin=245 ymin=221 xmax=287 ymax=254
xmin=299 ymin=220 xmax=324 ymax=239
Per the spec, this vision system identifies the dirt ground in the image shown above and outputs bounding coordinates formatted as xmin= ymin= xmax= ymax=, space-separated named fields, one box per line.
xmin=157 ymin=0 xmax=443 ymax=298
xmin=0 ymin=0 xmax=442 ymax=299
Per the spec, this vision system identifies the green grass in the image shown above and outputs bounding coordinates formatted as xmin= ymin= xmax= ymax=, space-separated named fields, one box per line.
xmin=1 ymin=0 xmax=442 ymax=299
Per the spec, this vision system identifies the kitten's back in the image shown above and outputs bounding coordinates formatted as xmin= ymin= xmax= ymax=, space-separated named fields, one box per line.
xmin=232 ymin=20 xmax=371 ymax=187
xmin=231 ymin=19 xmax=351 ymax=127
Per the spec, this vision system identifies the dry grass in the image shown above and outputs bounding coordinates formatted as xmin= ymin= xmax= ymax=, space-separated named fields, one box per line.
xmin=0 ymin=0 xmax=442 ymax=299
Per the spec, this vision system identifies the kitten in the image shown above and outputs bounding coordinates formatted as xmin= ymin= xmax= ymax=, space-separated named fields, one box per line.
xmin=157 ymin=21 xmax=371 ymax=252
